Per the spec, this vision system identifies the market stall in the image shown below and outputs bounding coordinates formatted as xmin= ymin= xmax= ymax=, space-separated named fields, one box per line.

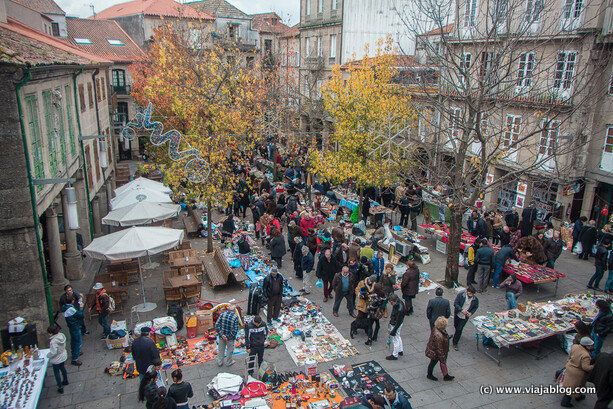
xmin=503 ymin=261 xmax=566 ymax=297
xmin=330 ymin=361 xmax=411 ymax=401
xmin=0 ymin=348 xmax=48 ymax=409
xmin=471 ymin=294 xmax=603 ymax=366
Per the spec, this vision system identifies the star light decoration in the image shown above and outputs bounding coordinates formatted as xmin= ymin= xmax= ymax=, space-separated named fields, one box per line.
xmin=367 ymin=112 xmax=412 ymax=169
xmin=121 ymin=102 xmax=210 ymax=183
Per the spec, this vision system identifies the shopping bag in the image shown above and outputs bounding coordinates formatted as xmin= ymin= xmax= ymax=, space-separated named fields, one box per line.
xmin=572 ymin=242 xmax=583 ymax=254
xmin=592 ymin=244 xmax=598 ymax=254
xmin=315 ymin=279 xmax=323 ymax=288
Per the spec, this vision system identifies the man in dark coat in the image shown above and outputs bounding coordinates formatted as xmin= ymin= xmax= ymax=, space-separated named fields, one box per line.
xmin=132 ymin=327 xmax=161 ymax=381
xmin=572 ymin=216 xmax=587 ymax=247
xmin=543 ymin=231 xmax=565 ymax=269
xmin=587 ymin=352 xmax=613 ymax=409
xmin=579 ymin=220 xmax=598 ymax=260
xmin=300 ymin=246 xmax=314 ymax=294
xmin=332 ymin=267 xmax=356 ymax=318
xmin=263 ymin=268 xmax=284 ymax=323
xmin=452 ymin=286 xmax=479 ymax=350
xmin=520 ymin=203 xmax=538 ymax=237
xmin=499 ymin=225 xmax=511 ymax=246
xmin=505 ymin=207 xmax=519 ymax=230
xmin=386 ymin=294 xmax=405 ymax=360
xmin=426 ymin=287 xmax=451 ymax=330
xmin=469 ymin=215 xmax=487 ymax=238
xmin=335 ymin=243 xmax=350 ymax=268
xmin=316 ymin=249 xmax=337 ymax=302
xmin=588 ymin=239 xmax=612 ymax=291
xmin=400 ymin=262 xmax=419 ymax=315
xmin=293 ymin=237 xmax=304 ymax=278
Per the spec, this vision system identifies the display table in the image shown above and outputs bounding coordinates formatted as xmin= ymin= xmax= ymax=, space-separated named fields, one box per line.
xmin=472 ymin=294 xmax=602 ymax=366
xmin=503 ymin=262 xmax=566 ymax=297
xmin=0 ymin=349 xmax=49 ymax=409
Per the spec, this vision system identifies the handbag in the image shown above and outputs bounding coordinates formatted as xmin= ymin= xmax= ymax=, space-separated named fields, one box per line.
xmin=241 ymin=381 xmax=267 ymax=398
xmin=573 ymin=242 xmax=583 ymax=254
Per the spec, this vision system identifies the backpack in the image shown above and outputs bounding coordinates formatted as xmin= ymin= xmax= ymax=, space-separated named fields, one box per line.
xmin=167 ymin=304 xmax=184 ymax=331
xmin=106 ymin=294 xmax=116 ymax=313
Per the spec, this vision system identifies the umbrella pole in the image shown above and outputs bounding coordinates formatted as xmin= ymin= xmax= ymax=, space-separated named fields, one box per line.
xmin=143 ymin=251 xmax=160 ymax=269
xmin=136 ymin=256 xmax=157 ymax=313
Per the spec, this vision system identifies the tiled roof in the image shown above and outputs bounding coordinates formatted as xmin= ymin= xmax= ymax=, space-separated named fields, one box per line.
xmin=341 ymin=55 xmax=431 ymax=70
xmin=65 ymin=18 xmax=146 ymax=63
xmin=251 ymin=12 xmax=289 ymax=34
xmin=95 ymin=0 xmax=214 ymax=20
xmin=0 ymin=18 xmax=106 ymax=66
xmin=10 ymin=0 xmax=65 ymax=15
xmin=420 ymin=24 xmax=454 ymax=37
xmin=280 ymin=23 xmax=299 ymax=38
xmin=186 ymin=0 xmax=248 ymax=19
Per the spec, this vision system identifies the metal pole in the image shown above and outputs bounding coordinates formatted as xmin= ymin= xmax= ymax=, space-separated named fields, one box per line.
xmin=136 ymin=255 xmax=157 ymax=312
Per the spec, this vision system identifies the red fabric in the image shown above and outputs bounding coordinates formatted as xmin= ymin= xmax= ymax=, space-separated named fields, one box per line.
xmin=241 ymin=381 xmax=267 ymax=398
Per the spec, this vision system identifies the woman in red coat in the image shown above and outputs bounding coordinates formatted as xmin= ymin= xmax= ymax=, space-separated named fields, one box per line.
xmin=400 ymin=261 xmax=419 ymax=315
xmin=425 ymin=316 xmax=454 ymax=381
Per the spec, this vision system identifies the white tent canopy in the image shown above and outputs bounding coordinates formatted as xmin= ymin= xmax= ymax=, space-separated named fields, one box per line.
xmin=114 ymin=177 xmax=172 ymax=196
xmin=84 ymin=226 xmax=184 ymax=312
xmin=102 ymin=202 xmax=181 ymax=227
xmin=110 ymin=187 xmax=173 ymax=210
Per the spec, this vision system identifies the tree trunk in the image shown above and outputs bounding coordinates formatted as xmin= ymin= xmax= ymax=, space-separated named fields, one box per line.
xmin=207 ymin=201 xmax=213 ymax=253
xmin=444 ymin=208 xmax=464 ymax=287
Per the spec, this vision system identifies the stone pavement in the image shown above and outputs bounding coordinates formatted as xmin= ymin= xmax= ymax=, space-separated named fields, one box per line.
xmin=37 ymin=214 xmax=610 ymax=409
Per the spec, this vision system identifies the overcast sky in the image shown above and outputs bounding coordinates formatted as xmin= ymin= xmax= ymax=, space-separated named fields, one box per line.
xmin=56 ymin=0 xmax=301 ymax=25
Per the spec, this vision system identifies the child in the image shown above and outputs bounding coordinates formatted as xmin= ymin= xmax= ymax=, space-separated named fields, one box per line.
xmin=47 ymin=324 xmax=69 ymax=394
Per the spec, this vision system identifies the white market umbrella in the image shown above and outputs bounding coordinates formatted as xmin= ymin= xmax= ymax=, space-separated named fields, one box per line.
xmin=102 ymin=202 xmax=181 ymax=227
xmin=110 ymin=187 xmax=172 ymax=210
xmin=115 ymin=177 xmax=172 ymax=196
xmin=84 ymin=226 xmax=184 ymax=312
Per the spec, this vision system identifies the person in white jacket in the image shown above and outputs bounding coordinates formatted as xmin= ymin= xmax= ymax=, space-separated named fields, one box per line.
xmin=47 ymin=325 xmax=69 ymax=394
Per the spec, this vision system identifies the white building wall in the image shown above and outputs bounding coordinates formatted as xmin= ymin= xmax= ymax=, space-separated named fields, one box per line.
xmin=341 ymin=0 xmax=414 ymax=64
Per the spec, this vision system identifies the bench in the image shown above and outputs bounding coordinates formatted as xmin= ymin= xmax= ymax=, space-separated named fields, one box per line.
xmin=203 ymin=248 xmax=248 ymax=288
xmin=183 ymin=207 xmax=204 ymax=237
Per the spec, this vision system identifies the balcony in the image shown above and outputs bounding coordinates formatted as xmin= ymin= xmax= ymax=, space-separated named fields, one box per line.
xmin=113 ymin=85 xmax=131 ymax=95
xmin=440 ymin=83 xmax=573 ymax=107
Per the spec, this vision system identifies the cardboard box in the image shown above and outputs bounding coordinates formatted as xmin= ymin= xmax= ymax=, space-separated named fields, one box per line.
xmin=154 ymin=333 xmax=166 ymax=344
xmin=106 ymin=335 xmax=129 ymax=350
xmin=196 ymin=310 xmax=214 ymax=335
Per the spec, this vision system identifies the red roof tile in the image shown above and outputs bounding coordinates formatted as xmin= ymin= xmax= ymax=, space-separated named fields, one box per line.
xmin=251 ymin=12 xmax=289 ymax=34
xmin=0 ymin=18 xmax=106 ymax=66
xmin=65 ymin=18 xmax=146 ymax=63
xmin=280 ymin=23 xmax=299 ymax=38
xmin=95 ymin=0 xmax=214 ymax=21
xmin=10 ymin=0 xmax=64 ymax=15
xmin=420 ymin=24 xmax=454 ymax=37
xmin=186 ymin=0 xmax=247 ymax=19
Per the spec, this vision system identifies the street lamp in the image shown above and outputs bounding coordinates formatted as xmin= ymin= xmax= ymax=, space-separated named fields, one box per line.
xmin=64 ymin=186 xmax=80 ymax=230
xmin=99 ymin=140 xmax=108 ymax=169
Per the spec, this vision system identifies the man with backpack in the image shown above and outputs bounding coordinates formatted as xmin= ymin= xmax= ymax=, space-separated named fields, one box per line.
xmin=90 ymin=283 xmax=112 ymax=339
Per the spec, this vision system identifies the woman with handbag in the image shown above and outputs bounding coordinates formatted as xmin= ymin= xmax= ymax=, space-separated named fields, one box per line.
xmin=560 ymin=337 xmax=595 ymax=407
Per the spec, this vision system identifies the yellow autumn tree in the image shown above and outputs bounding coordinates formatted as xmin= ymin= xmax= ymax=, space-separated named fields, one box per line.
xmin=131 ymin=23 xmax=266 ymax=251
xmin=309 ymin=39 xmax=417 ymax=214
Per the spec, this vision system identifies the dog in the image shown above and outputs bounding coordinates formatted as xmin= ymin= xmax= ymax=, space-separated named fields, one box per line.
xmin=350 ymin=318 xmax=371 ymax=339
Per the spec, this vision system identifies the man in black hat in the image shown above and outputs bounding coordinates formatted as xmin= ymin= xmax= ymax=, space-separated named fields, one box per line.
xmin=132 ymin=327 xmax=160 ymax=381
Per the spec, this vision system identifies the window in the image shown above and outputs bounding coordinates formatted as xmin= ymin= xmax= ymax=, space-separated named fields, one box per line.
xmin=56 ymin=90 xmax=66 ymax=166
xmin=52 ymin=22 xmax=60 ymax=37
xmin=304 ymin=76 xmax=310 ymax=98
xmin=25 ymin=95 xmax=44 ymax=184
xmin=64 ymin=85 xmax=76 ymax=156
xmin=553 ymin=51 xmax=576 ymax=90
xmin=332 ymin=0 xmax=338 ymax=10
xmin=503 ymin=114 xmax=521 ymax=161
xmin=480 ymin=52 xmax=498 ymax=84
xmin=317 ymin=36 xmax=322 ymax=57
xmin=306 ymin=37 xmax=311 ymax=57
xmin=117 ymin=101 xmax=129 ymax=126
xmin=101 ymin=77 xmax=106 ymax=100
xmin=84 ymin=145 xmax=93 ymax=187
xmin=460 ymin=53 xmax=471 ymax=86
xmin=516 ymin=52 xmax=535 ymax=87
xmin=96 ymin=78 xmax=101 ymax=102
xmin=330 ymin=34 xmax=337 ymax=58
xmin=264 ymin=39 xmax=272 ymax=55
xmin=93 ymin=137 xmax=101 ymax=181
xmin=318 ymin=0 xmax=323 ymax=13
xmin=316 ymin=79 xmax=323 ymax=99
xmin=525 ymin=0 xmax=542 ymax=23
xmin=87 ymin=82 xmax=93 ymax=108
xmin=563 ymin=0 xmax=582 ymax=19
xmin=604 ymin=127 xmax=613 ymax=154
xmin=107 ymin=39 xmax=125 ymax=46
xmin=228 ymin=24 xmax=238 ymax=39
xmin=539 ymin=120 xmax=559 ymax=156
xmin=294 ymin=51 xmax=300 ymax=66
xmin=43 ymin=91 xmax=58 ymax=176
xmin=418 ymin=106 xmax=436 ymax=142
xmin=246 ymin=56 xmax=255 ymax=68
xmin=78 ymin=84 xmax=85 ymax=112
xmin=112 ymin=69 xmax=126 ymax=88
xmin=306 ymin=0 xmax=311 ymax=15
xmin=472 ymin=112 xmax=488 ymax=154
xmin=464 ymin=0 xmax=477 ymax=28
xmin=73 ymin=37 xmax=92 ymax=44
xmin=449 ymin=107 xmax=462 ymax=143
xmin=491 ymin=0 xmax=508 ymax=29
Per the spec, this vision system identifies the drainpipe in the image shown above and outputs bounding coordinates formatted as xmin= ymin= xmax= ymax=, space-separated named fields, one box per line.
xmin=14 ymin=69 xmax=54 ymax=324
xmin=72 ymin=69 xmax=95 ymax=240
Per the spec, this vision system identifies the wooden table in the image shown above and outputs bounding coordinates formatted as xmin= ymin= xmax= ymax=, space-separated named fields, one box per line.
xmin=99 ymin=282 xmax=129 ymax=299
xmin=170 ymin=256 xmax=202 ymax=270
xmin=166 ymin=275 xmax=199 ymax=289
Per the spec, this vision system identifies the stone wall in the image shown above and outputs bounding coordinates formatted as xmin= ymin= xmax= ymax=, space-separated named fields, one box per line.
xmin=0 ymin=65 xmax=50 ymax=349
